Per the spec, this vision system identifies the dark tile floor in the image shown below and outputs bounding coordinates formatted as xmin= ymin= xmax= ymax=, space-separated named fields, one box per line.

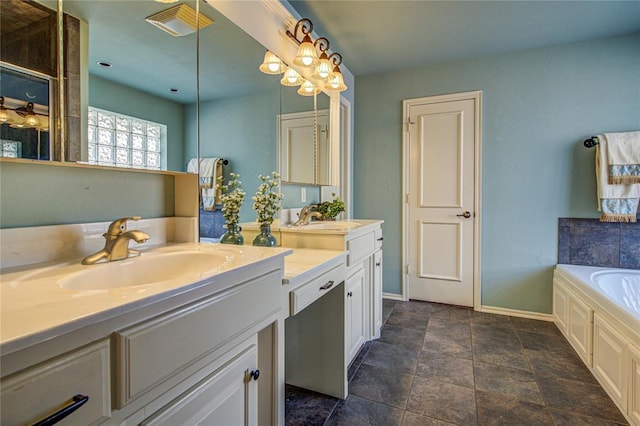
xmin=285 ymin=300 xmax=629 ymax=426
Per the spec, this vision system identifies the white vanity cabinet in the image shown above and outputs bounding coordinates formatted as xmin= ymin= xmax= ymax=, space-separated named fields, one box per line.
xmin=280 ymin=219 xmax=384 ymax=363
xmin=1 ymin=247 xmax=288 ymax=426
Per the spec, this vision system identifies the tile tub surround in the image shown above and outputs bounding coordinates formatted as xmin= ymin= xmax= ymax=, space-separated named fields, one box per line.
xmin=558 ymin=218 xmax=640 ymax=269
xmin=285 ymin=300 xmax=628 ymax=426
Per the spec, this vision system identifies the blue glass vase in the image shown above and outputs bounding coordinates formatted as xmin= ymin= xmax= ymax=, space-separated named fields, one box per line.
xmin=252 ymin=224 xmax=277 ymax=247
xmin=220 ymin=223 xmax=244 ymax=245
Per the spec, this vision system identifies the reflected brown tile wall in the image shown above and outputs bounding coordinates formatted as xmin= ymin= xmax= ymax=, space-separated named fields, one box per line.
xmin=0 ymin=0 xmax=56 ymax=76
xmin=558 ymin=218 xmax=640 ymax=269
xmin=64 ymin=14 xmax=81 ymax=161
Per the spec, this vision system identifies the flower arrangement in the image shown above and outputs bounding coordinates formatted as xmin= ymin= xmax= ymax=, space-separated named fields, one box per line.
xmin=217 ymin=173 xmax=245 ymax=227
xmin=317 ymin=193 xmax=345 ymax=220
xmin=252 ymin=171 xmax=283 ymax=226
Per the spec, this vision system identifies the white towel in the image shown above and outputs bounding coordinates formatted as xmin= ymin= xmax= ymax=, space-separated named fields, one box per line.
xmin=187 ymin=158 xmax=221 ymax=189
xmin=202 ymin=188 xmax=217 ymax=211
xmin=187 ymin=158 xmax=224 ymax=210
xmin=596 ymin=138 xmax=639 ymax=222
xmin=603 ymin=131 xmax=640 ymax=184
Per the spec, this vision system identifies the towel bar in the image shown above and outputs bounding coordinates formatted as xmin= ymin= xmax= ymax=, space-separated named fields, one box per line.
xmin=583 ymin=137 xmax=599 ymax=148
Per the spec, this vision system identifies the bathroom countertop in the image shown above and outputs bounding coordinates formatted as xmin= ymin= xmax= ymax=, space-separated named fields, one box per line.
xmin=0 ymin=243 xmax=292 ymax=354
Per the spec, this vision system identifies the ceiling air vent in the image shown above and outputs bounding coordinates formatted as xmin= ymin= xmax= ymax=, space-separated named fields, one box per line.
xmin=145 ymin=4 xmax=213 ymax=37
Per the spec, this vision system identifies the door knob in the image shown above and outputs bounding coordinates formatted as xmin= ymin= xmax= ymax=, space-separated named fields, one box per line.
xmin=456 ymin=211 xmax=472 ymax=218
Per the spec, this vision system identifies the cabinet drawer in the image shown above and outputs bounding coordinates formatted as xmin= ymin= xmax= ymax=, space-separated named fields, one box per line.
xmin=290 ymin=264 xmax=345 ymax=316
xmin=347 ymin=232 xmax=375 ymax=267
xmin=115 ymin=269 xmax=281 ymax=408
xmin=1 ymin=340 xmax=111 ymax=426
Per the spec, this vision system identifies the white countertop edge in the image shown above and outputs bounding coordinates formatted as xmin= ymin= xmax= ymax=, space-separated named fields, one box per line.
xmin=1 ymin=243 xmax=292 ymax=354
xmin=282 ymin=249 xmax=346 ymax=288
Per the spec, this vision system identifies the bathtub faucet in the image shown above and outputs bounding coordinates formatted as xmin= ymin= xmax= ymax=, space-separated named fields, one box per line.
xmin=81 ymin=216 xmax=150 ymax=265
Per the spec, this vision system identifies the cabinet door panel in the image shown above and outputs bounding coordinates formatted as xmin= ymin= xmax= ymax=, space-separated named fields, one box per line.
xmin=629 ymin=344 xmax=640 ymax=425
xmin=142 ymin=340 xmax=258 ymax=426
xmin=346 ymin=267 xmax=366 ymax=363
xmin=567 ymin=294 xmax=593 ymax=366
xmin=593 ymin=314 xmax=627 ymax=411
xmin=553 ymin=278 xmax=569 ymax=335
xmin=371 ymin=250 xmax=383 ymax=339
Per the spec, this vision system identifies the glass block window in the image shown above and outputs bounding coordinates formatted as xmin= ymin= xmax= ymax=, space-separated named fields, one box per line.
xmin=0 ymin=140 xmax=22 ymax=158
xmin=87 ymin=107 xmax=166 ymax=170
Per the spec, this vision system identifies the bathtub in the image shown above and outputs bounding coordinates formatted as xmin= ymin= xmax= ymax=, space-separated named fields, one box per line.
xmin=556 ymin=264 xmax=640 ymax=326
xmin=553 ymin=264 xmax=640 ymax=425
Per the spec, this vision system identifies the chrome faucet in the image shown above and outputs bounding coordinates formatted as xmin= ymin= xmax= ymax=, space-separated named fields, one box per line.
xmin=293 ymin=204 xmax=323 ymax=226
xmin=82 ymin=216 xmax=150 ymax=265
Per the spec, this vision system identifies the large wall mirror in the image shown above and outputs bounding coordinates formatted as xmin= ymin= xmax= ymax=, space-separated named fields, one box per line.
xmin=1 ymin=0 xmax=341 ymax=216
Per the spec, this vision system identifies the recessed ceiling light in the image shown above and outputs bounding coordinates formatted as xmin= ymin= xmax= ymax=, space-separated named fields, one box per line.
xmin=169 ymin=88 xmax=179 ymax=93
xmin=97 ymin=61 xmax=112 ymax=68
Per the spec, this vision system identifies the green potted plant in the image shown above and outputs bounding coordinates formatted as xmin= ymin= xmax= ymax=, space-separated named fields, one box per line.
xmin=317 ymin=194 xmax=345 ymax=220
xmin=217 ymin=173 xmax=245 ymax=245
xmin=252 ymin=172 xmax=283 ymax=246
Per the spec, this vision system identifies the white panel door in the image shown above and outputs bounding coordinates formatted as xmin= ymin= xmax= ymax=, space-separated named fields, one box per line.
xmin=407 ymin=97 xmax=476 ymax=306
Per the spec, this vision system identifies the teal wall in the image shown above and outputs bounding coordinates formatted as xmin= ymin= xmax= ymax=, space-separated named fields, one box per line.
xmin=195 ymin=88 xmax=280 ymax=222
xmin=0 ymin=161 xmax=174 ymax=228
xmin=355 ymin=33 xmax=640 ymax=313
xmin=89 ymin=76 xmax=188 ymax=171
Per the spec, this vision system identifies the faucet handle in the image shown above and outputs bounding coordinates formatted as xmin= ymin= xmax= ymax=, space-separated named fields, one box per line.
xmin=107 ymin=216 xmax=142 ymax=236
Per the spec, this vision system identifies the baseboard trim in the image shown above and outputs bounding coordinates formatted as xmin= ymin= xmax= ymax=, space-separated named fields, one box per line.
xmin=479 ymin=305 xmax=554 ymax=322
xmin=382 ymin=292 xmax=406 ymax=301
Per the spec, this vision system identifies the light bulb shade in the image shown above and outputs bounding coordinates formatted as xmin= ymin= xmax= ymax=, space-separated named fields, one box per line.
xmin=280 ymin=67 xmax=303 ymax=86
xmin=293 ymin=36 xmax=319 ymax=67
xmin=312 ymin=56 xmax=332 ymax=80
xmin=297 ymin=79 xmax=321 ymax=96
xmin=25 ymin=113 xmax=40 ymax=128
xmin=259 ymin=51 xmax=285 ymax=74
xmin=325 ymin=69 xmax=347 ymax=92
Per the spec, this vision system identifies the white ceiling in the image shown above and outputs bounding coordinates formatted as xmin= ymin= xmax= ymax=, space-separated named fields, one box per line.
xmin=289 ymin=1 xmax=640 ymax=76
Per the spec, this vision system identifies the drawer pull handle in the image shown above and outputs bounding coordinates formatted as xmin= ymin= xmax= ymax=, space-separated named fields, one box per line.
xmin=347 ymin=291 xmax=353 ymax=297
xmin=320 ymin=280 xmax=335 ymax=291
xmin=32 ymin=394 xmax=89 ymax=426
xmin=376 ymin=262 xmax=381 ymax=267
xmin=250 ymin=369 xmax=260 ymax=381
xmin=377 ymin=237 xmax=384 ymax=241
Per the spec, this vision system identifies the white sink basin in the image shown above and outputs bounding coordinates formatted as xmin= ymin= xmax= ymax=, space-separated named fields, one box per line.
xmin=296 ymin=221 xmax=361 ymax=231
xmin=60 ymin=251 xmax=230 ymax=290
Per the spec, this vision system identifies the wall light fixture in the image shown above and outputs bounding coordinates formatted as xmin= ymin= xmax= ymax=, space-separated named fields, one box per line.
xmin=258 ymin=17 xmax=348 ymax=94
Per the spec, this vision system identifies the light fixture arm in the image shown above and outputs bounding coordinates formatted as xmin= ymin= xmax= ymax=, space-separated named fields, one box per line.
xmin=314 ymin=37 xmax=330 ymax=54
xmin=328 ymin=52 xmax=343 ymax=68
xmin=286 ymin=18 xmax=314 ymax=45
